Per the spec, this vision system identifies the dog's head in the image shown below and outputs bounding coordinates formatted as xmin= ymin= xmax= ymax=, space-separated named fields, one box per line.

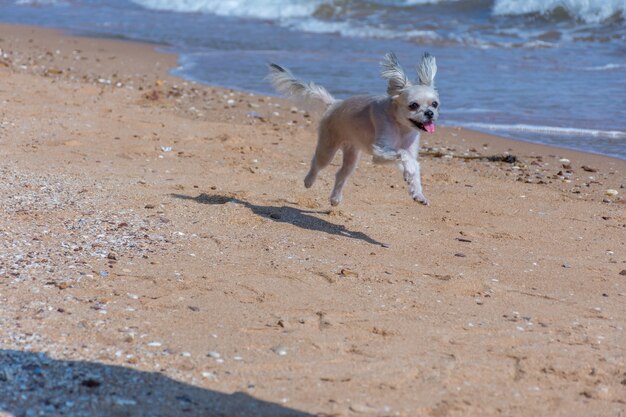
xmin=380 ymin=52 xmax=439 ymax=133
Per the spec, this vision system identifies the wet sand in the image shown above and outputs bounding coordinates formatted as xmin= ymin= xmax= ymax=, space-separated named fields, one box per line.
xmin=0 ymin=24 xmax=624 ymax=417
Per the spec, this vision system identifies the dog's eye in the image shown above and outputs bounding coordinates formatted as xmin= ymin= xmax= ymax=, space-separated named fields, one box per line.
xmin=408 ymin=102 xmax=419 ymax=111
xmin=432 ymin=101 xmax=439 ymax=108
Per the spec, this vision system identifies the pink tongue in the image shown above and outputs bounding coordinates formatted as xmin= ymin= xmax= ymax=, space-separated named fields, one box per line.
xmin=423 ymin=121 xmax=435 ymax=133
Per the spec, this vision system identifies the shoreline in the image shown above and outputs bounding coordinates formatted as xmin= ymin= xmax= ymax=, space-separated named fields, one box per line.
xmin=1 ymin=22 xmax=625 ymax=417
xmin=1 ymin=23 xmax=624 ymax=164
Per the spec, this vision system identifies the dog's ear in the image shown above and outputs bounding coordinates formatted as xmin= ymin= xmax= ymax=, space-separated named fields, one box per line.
xmin=417 ymin=52 xmax=437 ymax=87
xmin=381 ymin=52 xmax=411 ymax=97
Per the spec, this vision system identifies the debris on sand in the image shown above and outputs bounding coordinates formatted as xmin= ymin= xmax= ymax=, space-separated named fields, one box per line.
xmin=420 ymin=151 xmax=518 ymax=164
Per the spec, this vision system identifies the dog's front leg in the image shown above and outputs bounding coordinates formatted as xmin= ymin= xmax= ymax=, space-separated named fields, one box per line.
xmin=372 ymin=140 xmax=428 ymax=205
xmin=401 ymin=138 xmax=429 ymax=205
xmin=399 ymin=149 xmax=429 ymax=205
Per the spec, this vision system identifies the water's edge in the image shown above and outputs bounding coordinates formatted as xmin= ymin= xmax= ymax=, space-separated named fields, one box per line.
xmin=3 ymin=22 xmax=624 ymax=163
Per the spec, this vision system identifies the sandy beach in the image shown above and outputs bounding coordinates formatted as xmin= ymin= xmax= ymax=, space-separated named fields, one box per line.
xmin=0 ymin=24 xmax=625 ymax=417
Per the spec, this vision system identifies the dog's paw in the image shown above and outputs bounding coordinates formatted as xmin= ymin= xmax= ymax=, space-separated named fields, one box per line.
xmin=413 ymin=194 xmax=429 ymax=205
xmin=330 ymin=194 xmax=342 ymax=206
xmin=304 ymin=174 xmax=315 ymax=188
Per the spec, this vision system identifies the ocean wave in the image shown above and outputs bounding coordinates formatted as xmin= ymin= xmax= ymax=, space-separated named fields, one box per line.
xmin=15 ymin=0 xmax=67 ymax=5
xmin=130 ymin=0 xmax=324 ymax=19
xmin=285 ymin=18 xmax=440 ymax=41
xmin=493 ymin=0 xmax=626 ymax=23
xmin=131 ymin=0 xmax=626 ymax=24
xmin=397 ymin=0 xmax=459 ymax=4
xmin=455 ymin=122 xmax=626 ymax=139
xmin=128 ymin=0 xmax=624 ymax=48
xmin=130 ymin=0 xmax=461 ymax=18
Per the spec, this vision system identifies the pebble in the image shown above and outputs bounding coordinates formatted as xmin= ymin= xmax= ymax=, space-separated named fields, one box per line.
xmin=247 ymin=111 xmax=264 ymax=120
xmin=202 ymin=371 xmax=217 ymax=380
xmin=113 ymin=398 xmax=137 ymax=406
xmin=562 ymin=262 xmax=571 ymax=268
xmin=349 ymin=403 xmax=378 ymax=414
xmin=207 ymin=351 xmax=221 ymax=359
xmin=271 ymin=346 xmax=288 ymax=356
xmin=619 ymin=270 xmax=626 ymax=276
xmin=277 ymin=319 xmax=290 ymax=329
xmin=56 ymin=282 xmax=69 ymax=290
xmin=147 ymin=341 xmax=162 ymax=347
xmin=340 ymin=268 xmax=358 ymax=278
xmin=99 ymin=271 xmax=109 ymax=278
xmin=604 ymin=189 xmax=618 ymax=196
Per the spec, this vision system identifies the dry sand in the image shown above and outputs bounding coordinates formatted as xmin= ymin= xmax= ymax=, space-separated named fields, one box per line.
xmin=0 ymin=24 xmax=624 ymax=417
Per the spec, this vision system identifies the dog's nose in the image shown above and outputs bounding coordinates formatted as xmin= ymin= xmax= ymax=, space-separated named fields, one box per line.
xmin=424 ymin=110 xmax=434 ymax=118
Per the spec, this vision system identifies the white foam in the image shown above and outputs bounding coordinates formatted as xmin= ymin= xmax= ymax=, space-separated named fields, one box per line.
xmin=493 ymin=0 xmax=626 ymax=24
xmin=582 ymin=63 xmax=626 ymax=71
xmin=15 ymin=0 xmax=66 ymax=5
xmin=131 ymin=0 xmax=323 ymax=19
xmin=286 ymin=18 xmax=439 ymax=41
xmin=400 ymin=0 xmax=459 ymax=4
xmin=455 ymin=122 xmax=626 ymax=139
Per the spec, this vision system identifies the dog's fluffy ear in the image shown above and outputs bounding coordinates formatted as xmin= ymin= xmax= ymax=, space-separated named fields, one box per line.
xmin=381 ymin=52 xmax=411 ymax=97
xmin=417 ymin=52 xmax=437 ymax=87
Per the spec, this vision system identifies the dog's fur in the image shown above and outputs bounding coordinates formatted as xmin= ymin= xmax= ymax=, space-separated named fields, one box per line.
xmin=268 ymin=52 xmax=439 ymax=206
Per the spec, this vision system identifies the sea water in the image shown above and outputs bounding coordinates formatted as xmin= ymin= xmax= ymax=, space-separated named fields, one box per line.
xmin=2 ymin=0 xmax=625 ymax=159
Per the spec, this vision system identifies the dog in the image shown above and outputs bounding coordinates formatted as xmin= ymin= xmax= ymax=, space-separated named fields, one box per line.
xmin=267 ymin=52 xmax=439 ymax=206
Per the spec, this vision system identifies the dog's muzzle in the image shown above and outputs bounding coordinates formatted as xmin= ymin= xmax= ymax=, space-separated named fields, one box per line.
xmin=409 ymin=119 xmax=436 ymax=133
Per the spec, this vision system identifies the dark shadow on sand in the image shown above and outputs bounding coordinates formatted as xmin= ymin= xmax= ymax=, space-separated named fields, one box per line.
xmin=0 ymin=349 xmax=316 ymax=417
xmin=171 ymin=193 xmax=386 ymax=247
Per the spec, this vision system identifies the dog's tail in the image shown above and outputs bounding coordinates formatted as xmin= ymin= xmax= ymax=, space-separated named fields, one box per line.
xmin=267 ymin=63 xmax=336 ymax=109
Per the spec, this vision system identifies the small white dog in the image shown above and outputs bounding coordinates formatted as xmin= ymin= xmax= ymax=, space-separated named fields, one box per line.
xmin=268 ymin=52 xmax=439 ymax=206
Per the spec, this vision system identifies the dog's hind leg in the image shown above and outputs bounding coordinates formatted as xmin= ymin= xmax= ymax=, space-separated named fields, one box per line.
xmin=330 ymin=146 xmax=360 ymax=206
xmin=304 ymin=133 xmax=339 ymax=188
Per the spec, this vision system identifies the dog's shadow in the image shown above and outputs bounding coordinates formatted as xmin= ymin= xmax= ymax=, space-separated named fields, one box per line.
xmin=171 ymin=193 xmax=386 ymax=247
